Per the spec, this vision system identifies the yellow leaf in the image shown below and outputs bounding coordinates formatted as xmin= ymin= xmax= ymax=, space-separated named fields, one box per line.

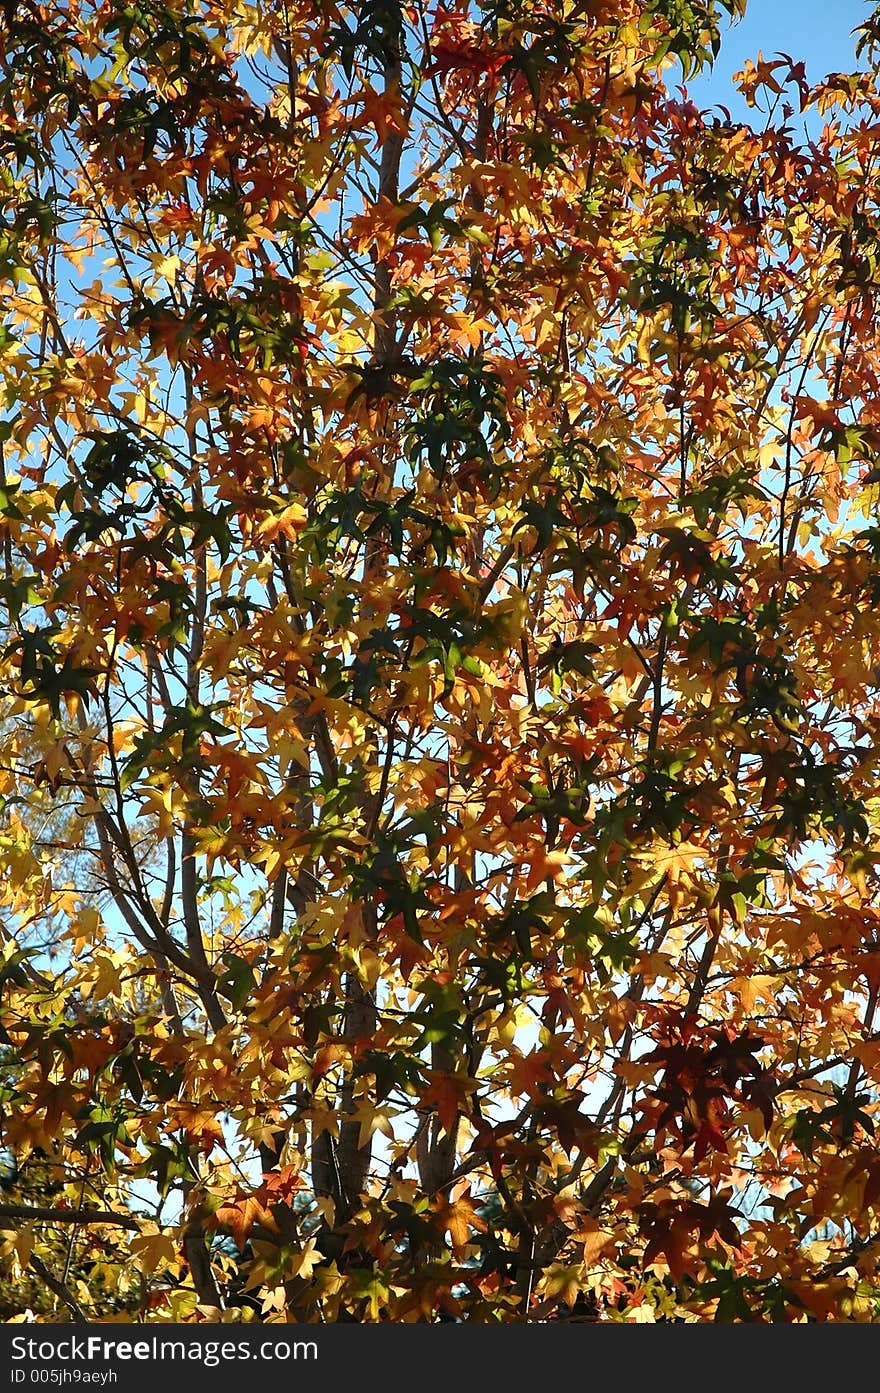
xmin=130 ymin=1231 xmax=177 ymax=1274
xmin=149 ymin=252 xmax=181 ymax=281
xmin=255 ymin=502 xmax=308 ymax=543
xmin=14 ymin=1227 xmax=34 ymax=1269
xmin=581 ymin=1228 xmax=614 ymax=1268
xmin=261 ymin=1284 xmax=287 ymax=1314
xmin=84 ymin=952 xmax=124 ymax=1001
xmin=350 ymin=1102 xmax=395 ymax=1153
xmin=288 ymin=1238 xmax=320 ymax=1281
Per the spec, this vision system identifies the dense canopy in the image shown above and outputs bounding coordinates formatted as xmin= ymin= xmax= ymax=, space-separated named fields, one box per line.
xmin=2 ymin=0 xmax=880 ymax=1323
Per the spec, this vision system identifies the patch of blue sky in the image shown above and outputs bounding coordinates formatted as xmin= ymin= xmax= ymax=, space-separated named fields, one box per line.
xmin=687 ymin=0 xmax=870 ymax=119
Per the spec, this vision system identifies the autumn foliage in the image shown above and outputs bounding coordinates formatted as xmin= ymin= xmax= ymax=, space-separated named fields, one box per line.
xmin=2 ymin=0 xmax=880 ymax=1323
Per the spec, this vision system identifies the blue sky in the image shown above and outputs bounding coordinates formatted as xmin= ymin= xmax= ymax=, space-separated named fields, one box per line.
xmin=688 ymin=0 xmax=871 ymax=110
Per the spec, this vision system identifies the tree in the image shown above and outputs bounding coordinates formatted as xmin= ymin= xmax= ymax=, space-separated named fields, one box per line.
xmin=1 ymin=0 xmax=880 ymax=1324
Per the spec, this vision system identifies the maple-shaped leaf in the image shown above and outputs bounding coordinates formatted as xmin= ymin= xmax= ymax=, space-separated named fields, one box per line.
xmin=432 ymin=1187 xmax=487 ymax=1256
xmin=213 ymin=1195 xmax=277 ymax=1252
xmin=418 ymin=1072 xmax=478 ymax=1135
